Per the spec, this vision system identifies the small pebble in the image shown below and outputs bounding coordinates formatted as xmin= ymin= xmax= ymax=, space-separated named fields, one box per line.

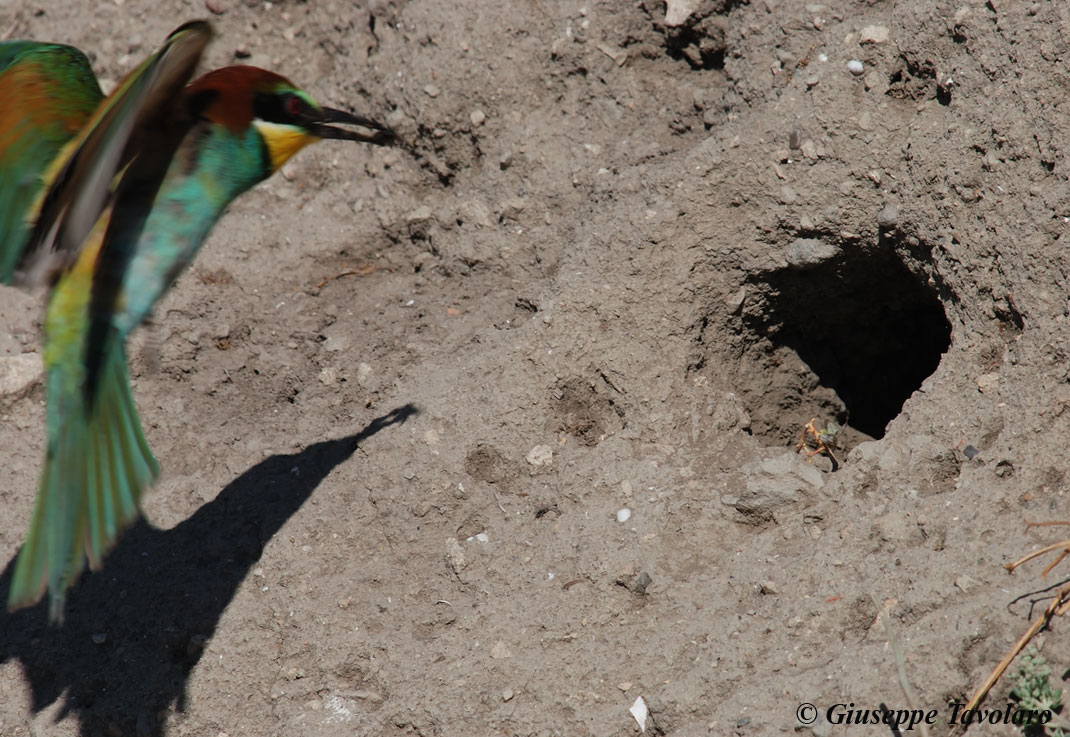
xmin=955 ymin=575 xmax=978 ymax=592
xmin=616 ymin=508 xmax=632 ymax=523
xmin=406 ymin=205 xmax=434 ymax=238
xmin=0 ymin=353 xmax=44 ymax=399
xmin=976 ymin=372 xmax=1000 ymax=394
xmin=356 ymin=362 xmax=373 ymax=387
xmin=526 ymin=445 xmax=554 ymax=466
xmin=877 ymin=202 xmax=899 ymax=229
xmin=323 ymin=334 xmax=348 ymax=352
xmin=725 ymin=286 xmax=746 ymax=314
xmin=859 ymin=25 xmax=890 ymax=44
xmin=318 ymin=367 xmax=339 ymax=386
xmin=630 ymin=697 xmax=649 ymax=732
xmin=847 ymin=59 xmax=864 ymax=75
xmin=785 ymin=238 xmax=837 ymax=267
xmin=863 ymin=70 xmax=883 ymax=92
xmin=665 ymin=0 xmax=701 ymax=26
xmin=469 ymin=109 xmax=485 ymax=126
xmin=446 ymin=537 xmax=466 ymax=574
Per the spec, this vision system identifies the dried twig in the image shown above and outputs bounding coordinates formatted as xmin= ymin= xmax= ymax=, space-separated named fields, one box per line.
xmin=957 ymin=523 xmax=1070 ymax=733
xmin=1005 ymin=540 xmax=1070 ymax=578
xmin=959 ymin=584 xmax=1070 ymax=723
xmin=871 ymin=594 xmax=931 ymax=737
xmin=313 ymin=263 xmax=392 ymax=291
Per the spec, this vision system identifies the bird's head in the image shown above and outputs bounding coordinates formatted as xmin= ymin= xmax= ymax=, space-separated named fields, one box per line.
xmin=186 ymin=66 xmax=395 ymax=173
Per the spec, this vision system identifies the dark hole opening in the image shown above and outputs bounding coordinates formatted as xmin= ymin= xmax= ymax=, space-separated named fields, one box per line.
xmin=746 ymin=248 xmax=951 ymax=439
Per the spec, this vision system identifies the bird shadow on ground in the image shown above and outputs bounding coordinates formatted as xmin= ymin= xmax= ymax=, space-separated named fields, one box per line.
xmin=0 ymin=403 xmax=418 ymax=737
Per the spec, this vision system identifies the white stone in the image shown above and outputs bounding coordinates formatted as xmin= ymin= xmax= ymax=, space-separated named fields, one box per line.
xmin=446 ymin=537 xmax=466 ymax=573
xmin=356 ymin=362 xmax=373 ymax=387
xmin=859 ymin=25 xmax=890 ymax=43
xmin=526 ymin=444 xmax=553 ymax=466
xmin=977 ymin=373 xmax=1000 ymax=394
xmin=0 ymin=353 xmax=43 ymax=400
xmin=665 ymin=0 xmax=701 ymax=26
xmin=630 ymin=696 xmax=649 ymax=732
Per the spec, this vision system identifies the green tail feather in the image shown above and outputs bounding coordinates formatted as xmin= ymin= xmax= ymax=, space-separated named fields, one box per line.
xmin=8 ymin=340 xmax=158 ymax=620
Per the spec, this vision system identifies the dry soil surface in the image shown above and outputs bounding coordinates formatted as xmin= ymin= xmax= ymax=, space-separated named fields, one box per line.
xmin=2 ymin=1 xmax=1070 ymax=736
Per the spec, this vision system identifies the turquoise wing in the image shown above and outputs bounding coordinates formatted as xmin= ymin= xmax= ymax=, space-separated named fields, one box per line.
xmin=16 ymin=20 xmax=212 ymax=286
xmin=0 ymin=42 xmax=102 ymax=282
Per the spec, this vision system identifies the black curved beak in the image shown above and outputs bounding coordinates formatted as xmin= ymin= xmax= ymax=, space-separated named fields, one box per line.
xmin=310 ymin=106 xmax=395 ymax=145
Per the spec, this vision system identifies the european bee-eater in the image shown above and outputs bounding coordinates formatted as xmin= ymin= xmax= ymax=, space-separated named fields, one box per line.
xmin=1 ymin=21 xmax=395 ymax=620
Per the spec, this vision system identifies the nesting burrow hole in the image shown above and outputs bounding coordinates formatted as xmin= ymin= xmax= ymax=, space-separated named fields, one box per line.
xmin=732 ymin=241 xmax=952 ymax=445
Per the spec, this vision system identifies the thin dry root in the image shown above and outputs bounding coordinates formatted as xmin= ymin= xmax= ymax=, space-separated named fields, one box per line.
xmin=313 ymin=263 xmax=392 ymax=291
xmin=1004 ymin=540 xmax=1070 ymax=575
xmin=959 ymin=524 xmax=1070 ymax=734
xmin=958 ymin=584 xmax=1070 ymax=728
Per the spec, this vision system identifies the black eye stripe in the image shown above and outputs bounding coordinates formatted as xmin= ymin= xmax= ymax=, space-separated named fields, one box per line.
xmin=253 ymin=92 xmax=308 ymax=124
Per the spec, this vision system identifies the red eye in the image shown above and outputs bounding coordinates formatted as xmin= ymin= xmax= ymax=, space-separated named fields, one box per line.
xmin=286 ymin=96 xmax=302 ymax=116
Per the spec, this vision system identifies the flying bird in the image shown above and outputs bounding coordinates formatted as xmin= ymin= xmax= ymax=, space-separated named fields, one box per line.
xmin=0 ymin=21 xmax=396 ymax=620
